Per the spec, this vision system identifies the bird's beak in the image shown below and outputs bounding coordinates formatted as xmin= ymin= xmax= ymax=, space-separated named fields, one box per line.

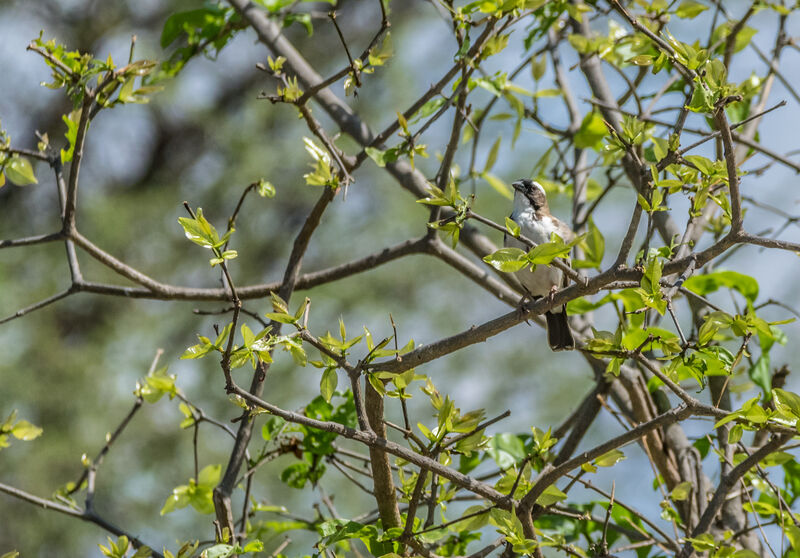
xmin=511 ymin=181 xmax=525 ymax=193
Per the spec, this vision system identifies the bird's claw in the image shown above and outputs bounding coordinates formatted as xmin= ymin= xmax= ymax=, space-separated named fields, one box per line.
xmin=517 ymin=292 xmax=534 ymax=324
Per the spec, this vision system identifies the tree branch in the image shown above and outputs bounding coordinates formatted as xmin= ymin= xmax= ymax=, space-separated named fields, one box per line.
xmin=676 ymin=435 xmax=789 ymax=558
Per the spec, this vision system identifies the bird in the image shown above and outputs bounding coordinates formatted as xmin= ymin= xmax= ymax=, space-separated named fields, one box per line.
xmin=504 ymin=178 xmax=575 ymax=351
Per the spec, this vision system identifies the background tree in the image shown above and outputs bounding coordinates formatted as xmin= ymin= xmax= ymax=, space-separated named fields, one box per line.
xmin=2 ymin=0 xmax=800 ymax=557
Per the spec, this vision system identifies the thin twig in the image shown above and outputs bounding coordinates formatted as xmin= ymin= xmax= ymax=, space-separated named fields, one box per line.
xmin=0 ymin=481 xmax=163 ymax=557
xmin=0 ymin=287 xmax=76 ymax=325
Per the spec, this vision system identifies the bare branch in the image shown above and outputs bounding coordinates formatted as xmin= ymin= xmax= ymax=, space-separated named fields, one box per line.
xmin=676 ymin=435 xmax=789 ymax=558
xmin=63 ymin=97 xmax=92 ymax=232
xmin=0 ymin=481 xmax=163 ymax=558
xmin=0 ymin=287 xmax=76 ymax=325
xmin=520 ymin=403 xmax=696 ymax=514
xmin=0 ymin=232 xmax=63 ymax=249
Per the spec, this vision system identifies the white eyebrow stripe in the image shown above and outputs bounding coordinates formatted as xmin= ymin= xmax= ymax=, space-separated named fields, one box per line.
xmin=531 ymin=181 xmax=546 ymax=196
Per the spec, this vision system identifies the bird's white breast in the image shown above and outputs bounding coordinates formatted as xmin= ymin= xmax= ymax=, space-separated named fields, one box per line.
xmin=511 ymin=208 xmax=555 ymax=244
xmin=507 ymin=207 xmax=564 ymax=305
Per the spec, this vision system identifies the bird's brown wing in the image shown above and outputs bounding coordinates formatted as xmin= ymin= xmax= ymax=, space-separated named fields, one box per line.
xmin=554 ymin=217 xmax=573 ymax=290
xmin=553 ymin=217 xmax=576 ymax=243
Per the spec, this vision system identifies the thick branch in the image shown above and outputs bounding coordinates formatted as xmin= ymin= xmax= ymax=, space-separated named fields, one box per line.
xmin=712 ymin=100 xmax=743 ymax=232
xmin=365 ymin=382 xmax=402 ymax=528
xmin=676 ymin=435 xmax=789 ymax=558
xmin=520 ymin=403 xmax=696 ymax=512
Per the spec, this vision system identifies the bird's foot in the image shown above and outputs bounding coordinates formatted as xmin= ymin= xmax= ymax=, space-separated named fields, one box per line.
xmin=516 ymin=292 xmax=536 ymax=323
xmin=517 ymin=290 xmax=542 ymax=325
xmin=547 ymin=285 xmax=559 ymax=306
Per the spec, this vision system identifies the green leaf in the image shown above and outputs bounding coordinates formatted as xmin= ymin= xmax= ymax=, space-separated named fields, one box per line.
xmin=241 ymin=324 xmax=255 ymax=347
xmin=533 ymin=88 xmax=561 ymax=98
xmin=744 ymin=403 xmax=769 ymax=424
xmin=178 ymin=208 xmax=220 ymax=248
xmin=202 ymin=544 xmax=234 ymax=558
xmin=180 ymin=339 xmax=215 ymax=360
xmin=685 ymin=533 xmax=716 ymax=551
xmin=197 ymin=464 xmax=222 ymax=487
xmin=483 ymin=173 xmax=513 ymax=199
xmin=574 ymin=216 xmax=604 ymax=269
xmin=536 ymin=484 xmax=567 ymax=506
xmin=318 ymin=519 xmax=378 ymax=549
xmin=210 ymin=249 xmax=237 ymax=267
xmin=595 ymin=449 xmax=625 ymax=467
xmin=785 ymin=524 xmax=800 ymax=552
xmin=684 ymin=155 xmax=717 ymax=176
xmin=483 ymin=247 xmax=528 ymax=272
xmin=261 ymin=417 xmax=285 ymax=442
xmin=452 ymin=505 xmax=491 ymax=531
xmin=140 ymin=366 xmax=177 ymax=403
xmin=288 ymin=342 xmax=307 ymax=367
xmin=574 ymin=111 xmax=607 ymax=150
xmin=586 ymin=328 xmax=621 ymax=353
xmin=640 ymin=253 xmax=664 ymax=305
xmin=365 ymin=146 xmax=388 ymax=167
xmin=687 ymin=82 xmax=713 ymax=113
xmin=483 ymin=136 xmax=501 ymax=174
xmin=684 ymin=271 xmax=759 ymax=304
xmin=257 ymin=179 xmax=276 ymax=198
xmin=483 ymin=33 xmax=509 ymax=57
xmin=530 ymin=53 xmax=546 ymax=81
xmin=264 ymin=312 xmax=297 ymax=324
xmin=294 ymin=298 xmax=310 ymax=322
xmin=527 ymin=234 xmax=577 ymax=265
xmin=410 ymin=96 xmax=444 ymax=124
xmin=773 ymin=388 xmax=800 ymax=419
xmin=698 ymin=311 xmax=732 ymax=345
xmin=567 ymin=294 xmax=615 ymax=314
xmin=118 ymin=77 xmax=149 ymax=104
xmin=504 ymin=216 xmax=520 ymax=237
xmin=61 ymin=110 xmax=80 ymax=163
xmin=761 ymin=451 xmax=793 ymax=467
xmin=627 ymin=55 xmax=654 ymax=66
xmin=99 ymin=535 xmax=130 ymax=558
xmin=10 ymin=420 xmax=42 ymax=441
xmin=676 ymin=0 xmax=708 ymax=18
xmin=320 ymin=368 xmax=337 ymax=403
xmin=714 ymin=396 xmax=760 ymax=428
xmin=486 ymin=433 xmax=525 ymax=469
xmin=711 ymin=22 xmax=757 ymax=54
xmin=161 ymin=8 xmax=225 ymax=48
xmin=214 ymin=322 xmax=233 ymax=348
xmin=4 ymin=156 xmax=37 ymax=186
xmin=367 ymin=31 xmax=392 ymax=67
xmin=728 ymin=423 xmax=743 ymax=444
xmin=749 ymin=355 xmax=771 ymax=398
xmin=670 ymin=481 xmax=692 ymax=501
xmin=302 ymin=137 xmax=335 ymax=185
xmin=242 ymin=540 xmax=264 ymax=553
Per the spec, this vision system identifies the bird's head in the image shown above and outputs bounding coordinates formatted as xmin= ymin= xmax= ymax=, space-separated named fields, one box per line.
xmin=512 ymin=178 xmax=549 ymax=212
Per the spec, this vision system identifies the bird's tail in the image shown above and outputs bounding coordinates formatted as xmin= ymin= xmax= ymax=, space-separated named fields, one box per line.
xmin=545 ymin=310 xmax=574 ymax=351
